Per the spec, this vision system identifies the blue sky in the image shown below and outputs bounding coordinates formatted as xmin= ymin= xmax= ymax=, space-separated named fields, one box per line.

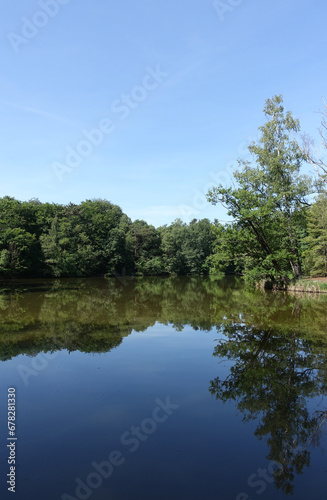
xmin=1 ymin=0 xmax=326 ymax=226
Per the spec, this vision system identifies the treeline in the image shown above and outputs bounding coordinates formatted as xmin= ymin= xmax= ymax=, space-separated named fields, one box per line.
xmin=1 ymin=188 xmax=326 ymax=282
xmin=1 ymin=95 xmax=327 ymax=283
xmin=0 ymin=196 xmax=217 ymax=277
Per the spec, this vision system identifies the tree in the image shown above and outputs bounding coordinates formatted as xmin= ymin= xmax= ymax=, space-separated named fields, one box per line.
xmin=79 ymin=199 xmax=130 ymax=275
xmin=0 ymin=228 xmax=39 ymax=276
xmin=207 ymin=223 xmax=249 ymax=276
xmin=40 ymin=199 xmax=133 ymax=277
xmin=40 ymin=212 xmax=97 ymax=277
xmin=0 ymin=196 xmax=220 ymax=278
xmin=160 ymin=219 xmax=216 ymax=275
xmin=207 ymin=95 xmax=311 ymax=285
xmin=126 ymin=219 xmax=164 ymax=275
xmin=182 ymin=218 xmax=216 ymax=274
xmin=160 ymin=219 xmax=189 ymax=274
xmin=303 ymin=194 xmax=327 ymax=276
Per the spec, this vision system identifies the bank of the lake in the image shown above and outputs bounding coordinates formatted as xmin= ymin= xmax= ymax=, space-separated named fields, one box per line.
xmin=286 ymin=277 xmax=327 ymax=293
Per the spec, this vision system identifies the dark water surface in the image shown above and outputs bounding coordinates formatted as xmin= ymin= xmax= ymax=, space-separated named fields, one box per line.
xmin=0 ymin=276 xmax=327 ymax=500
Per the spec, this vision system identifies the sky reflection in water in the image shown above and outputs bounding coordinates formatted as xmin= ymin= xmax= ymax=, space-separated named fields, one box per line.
xmin=0 ymin=276 xmax=327 ymax=500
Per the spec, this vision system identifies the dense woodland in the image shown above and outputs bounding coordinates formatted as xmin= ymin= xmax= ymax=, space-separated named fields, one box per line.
xmin=1 ymin=96 xmax=327 ymax=284
xmin=0 ymin=196 xmax=217 ymax=278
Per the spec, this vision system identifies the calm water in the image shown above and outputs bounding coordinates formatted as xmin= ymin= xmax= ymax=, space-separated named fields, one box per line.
xmin=0 ymin=276 xmax=327 ymax=500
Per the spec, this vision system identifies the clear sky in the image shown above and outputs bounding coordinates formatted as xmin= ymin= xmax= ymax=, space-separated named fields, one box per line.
xmin=1 ymin=0 xmax=326 ymax=226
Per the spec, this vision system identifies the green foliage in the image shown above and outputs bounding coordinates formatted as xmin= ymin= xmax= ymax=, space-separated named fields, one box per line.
xmin=303 ymin=194 xmax=327 ymax=276
xmin=0 ymin=228 xmax=39 ymax=276
xmin=0 ymin=197 xmax=218 ymax=278
xmin=183 ymin=218 xmax=216 ymax=274
xmin=126 ymin=219 xmax=164 ymax=275
xmin=207 ymin=224 xmax=249 ymax=275
xmin=207 ymin=95 xmax=312 ymax=284
xmin=0 ymin=96 xmax=322 ymax=282
xmin=40 ymin=213 xmax=96 ymax=277
xmin=160 ymin=219 xmax=188 ymax=274
xmin=79 ymin=199 xmax=130 ymax=275
xmin=160 ymin=218 xmax=216 ymax=275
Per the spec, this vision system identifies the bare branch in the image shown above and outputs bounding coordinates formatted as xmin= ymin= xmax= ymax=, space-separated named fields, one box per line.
xmin=295 ymin=98 xmax=327 ymax=185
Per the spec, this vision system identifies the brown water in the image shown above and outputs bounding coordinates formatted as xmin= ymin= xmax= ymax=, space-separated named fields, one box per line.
xmin=0 ymin=276 xmax=327 ymax=499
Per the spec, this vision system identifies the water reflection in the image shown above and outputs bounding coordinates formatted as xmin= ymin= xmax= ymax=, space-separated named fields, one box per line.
xmin=1 ymin=276 xmax=327 ymax=497
xmin=210 ymin=323 xmax=327 ymax=494
xmin=1 ymin=276 xmax=327 ymax=360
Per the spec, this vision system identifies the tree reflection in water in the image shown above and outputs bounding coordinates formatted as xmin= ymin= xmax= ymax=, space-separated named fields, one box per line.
xmin=210 ymin=323 xmax=327 ymax=495
xmin=1 ymin=275 xmax=327 ymax=495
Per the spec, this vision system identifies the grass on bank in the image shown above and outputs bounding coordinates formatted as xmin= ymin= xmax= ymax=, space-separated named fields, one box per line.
xmin=287 ymin=278 xmax=327 ymax=293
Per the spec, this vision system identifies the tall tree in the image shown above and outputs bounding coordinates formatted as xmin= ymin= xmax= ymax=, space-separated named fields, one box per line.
xmin=207 ymin=95 xmax=311 ymax=284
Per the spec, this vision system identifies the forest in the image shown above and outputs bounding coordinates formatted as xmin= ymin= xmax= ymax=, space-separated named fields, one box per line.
xmin=1 ymin=96 xmax=327 ymax=285
xmin=0 ymin=196 xmax=217 ymax=278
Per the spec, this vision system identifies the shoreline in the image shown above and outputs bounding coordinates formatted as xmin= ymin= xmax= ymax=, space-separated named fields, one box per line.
xmin=282 ymin=278 xmax=327 ymax=294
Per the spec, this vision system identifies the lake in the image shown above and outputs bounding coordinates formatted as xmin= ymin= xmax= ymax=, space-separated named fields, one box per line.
xmin=0 ymin=276 xmax=327 ymax=500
